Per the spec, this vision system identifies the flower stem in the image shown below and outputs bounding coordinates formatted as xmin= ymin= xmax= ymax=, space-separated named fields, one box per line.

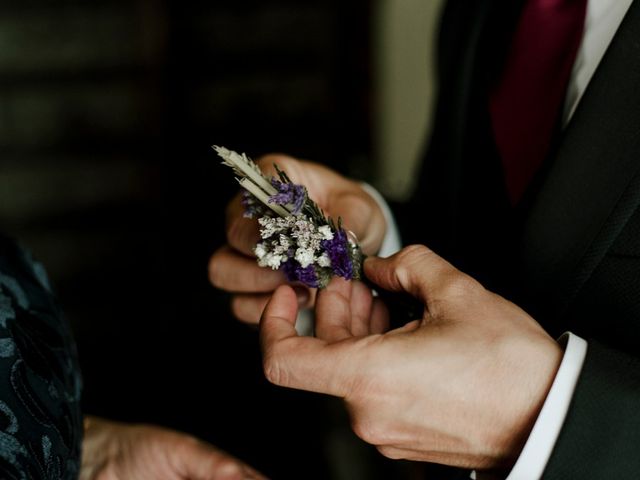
xmin=238 ymin=178 xmax=290 ymax=217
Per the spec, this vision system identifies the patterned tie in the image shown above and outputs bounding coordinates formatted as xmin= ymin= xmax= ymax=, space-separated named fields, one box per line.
xmin=489 ymin=0 xmax=588 ymax=204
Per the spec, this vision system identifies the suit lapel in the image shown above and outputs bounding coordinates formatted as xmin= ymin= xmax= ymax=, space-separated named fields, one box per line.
xmin=519 ymin=0 xmax=640 ymax=322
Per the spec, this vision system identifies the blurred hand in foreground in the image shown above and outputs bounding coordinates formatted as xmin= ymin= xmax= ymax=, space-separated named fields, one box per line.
xmin=81 ymin=416 xmax=267 ymax=480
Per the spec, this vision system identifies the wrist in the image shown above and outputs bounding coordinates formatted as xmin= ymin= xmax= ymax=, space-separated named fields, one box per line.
xmin=491 ymin=336 xmax=563 ymax=469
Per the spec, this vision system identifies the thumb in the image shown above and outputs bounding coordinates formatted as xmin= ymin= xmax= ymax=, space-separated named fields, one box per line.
xmin=364 ymin=245 xmax=475 ymax=304
xmin=328 ymin=188 xmax=386 ymax=255
xmin=259 ymin=285 xmax=352 ymax=397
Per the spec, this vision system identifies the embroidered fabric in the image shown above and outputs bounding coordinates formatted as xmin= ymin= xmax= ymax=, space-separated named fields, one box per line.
xmin=0 ymin=234 xmax=83 ymax=480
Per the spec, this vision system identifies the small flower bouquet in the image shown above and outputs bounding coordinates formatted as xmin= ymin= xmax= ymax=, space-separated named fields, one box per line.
xmin=214 ymin=146 xmax=363 ymax=288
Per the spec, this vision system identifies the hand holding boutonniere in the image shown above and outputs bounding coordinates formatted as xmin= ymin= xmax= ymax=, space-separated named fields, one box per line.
xmin=214 ymin=146 xmax=364 ymax=289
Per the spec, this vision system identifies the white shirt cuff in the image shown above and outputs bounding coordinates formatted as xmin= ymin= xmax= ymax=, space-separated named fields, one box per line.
xmin=504 ymin=332 xmax=588 ymax=480
xmin=360 ymin=183 xmax=402 ymax=257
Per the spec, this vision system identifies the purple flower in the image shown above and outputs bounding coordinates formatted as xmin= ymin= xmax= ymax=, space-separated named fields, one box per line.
xmin=241 ymin=190 xmax=265 ymax=218
xmin=269 ymin=179 xmax=306 ymax=214
xmin=282 ymin=258 xmax=319 ymax=288
xmin=321 ymin=229 xmax=353 ymax=280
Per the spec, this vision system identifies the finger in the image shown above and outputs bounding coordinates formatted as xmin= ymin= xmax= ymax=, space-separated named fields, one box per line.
xmin=314 ymin=277 xmax=354 ymax=342
xmin=255 ymin=154 xmax=384 ymax=256
xmin=350 ymin=280 xmax=374 ymax=336
xmin=327 ymin=189 xmax=386 ymax=256
xmin=259 ymin=284 xmax=300 ymax=349
xmin=260 ymin=285 xmax=349 ymax=396
xmin=226 ymin=194 xmax=261 ymax=256
xmin=233 ymin=154 xmax=385 ymax=255
xmin=376 ymin=445 xmax=435 ymax=463
xmin=376 ymin=444 xmax=466 ymax=467
xmin=174 ymin=438 xmax=268 ymax=480
xmin=231 ymin=288 xmax=311 ymax=324
xmin=387 ymin=319 xmax=421 ymax=335
xmin=209 ymin=245 xmax=286 ymax=292
xmin=370 ymin=298 xmax=390 ymax=334
xmin=231 ymin=294 xmax=272 ymax=324
xmin=364 ymin=245 xmax=476 ymax=303
xmin=216 ymin=462 xmax=268 ymax=480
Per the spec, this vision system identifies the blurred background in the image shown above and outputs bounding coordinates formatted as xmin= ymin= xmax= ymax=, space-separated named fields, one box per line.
xmin=0 ymin=0 xmax=442 ymax=478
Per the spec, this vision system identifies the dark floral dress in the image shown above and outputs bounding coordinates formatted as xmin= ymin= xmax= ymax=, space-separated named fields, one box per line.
xmin=0 ymin=234 xmax=83 ymax=479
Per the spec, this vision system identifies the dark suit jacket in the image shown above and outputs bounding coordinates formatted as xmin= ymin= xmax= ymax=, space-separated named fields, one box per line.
xmin=401 ymin=0 xmax=640 ymax=478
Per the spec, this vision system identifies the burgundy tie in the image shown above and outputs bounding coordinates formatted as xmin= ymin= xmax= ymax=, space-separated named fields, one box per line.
xmin=489 ymin=0 xmax=588 ymax=204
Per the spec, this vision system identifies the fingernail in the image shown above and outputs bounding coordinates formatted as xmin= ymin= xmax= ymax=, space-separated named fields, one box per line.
xmin=293 ymin=286 xmax=309 ymax=306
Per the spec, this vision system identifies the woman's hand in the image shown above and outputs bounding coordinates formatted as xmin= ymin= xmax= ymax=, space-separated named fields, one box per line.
xmin=81 ymin=416 xmax=267 ymax=480
xmin=209 ymin=154 xmax=387 ymax=324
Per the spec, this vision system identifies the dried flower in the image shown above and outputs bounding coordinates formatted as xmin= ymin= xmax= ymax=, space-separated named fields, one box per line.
xmin=321 ymin=229 xmax=354 ymax=279
xmin=215 ymin=145 xmax=363 ymax=288
xmin=270 ymin=178 xmax=307 ymax=214
xmin=241 ymin=190 xmax=267 ymax=219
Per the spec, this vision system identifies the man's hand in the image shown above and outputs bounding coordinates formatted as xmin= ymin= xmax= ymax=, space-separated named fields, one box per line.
xmin=209 ymin=154 xmax=387 ymax=324
xmin=259 ymin=245 xmax=562 ymax=471
xmin=80 ymin=416 xmax=267 ymax=480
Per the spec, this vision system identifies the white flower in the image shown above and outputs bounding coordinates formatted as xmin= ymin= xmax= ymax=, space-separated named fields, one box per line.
xmin=318 ymin=225 xmax=333 ymax=241
xmin=291 ymin=219 xmax=313 ymax=248
xmin=258 ymin=217 xmax=276 ymax=239
xmin=316 ymin=252 xmax=332 ymax=268
xmin=278 ymin=234 xmax=291 ymax=250
xmin=295 ymin=247 xmax=315 ymax=268
xmin=258 ymin=216 xmax=296 ymax=239
xmin=254 ymin=243 xmax=267 ymax=259
xmin=258 ymin=252 xmax=285 ymax=270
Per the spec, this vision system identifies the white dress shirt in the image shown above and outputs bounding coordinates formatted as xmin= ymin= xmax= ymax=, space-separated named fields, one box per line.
xmin=368 ymin=0 xmax=635 ymax=478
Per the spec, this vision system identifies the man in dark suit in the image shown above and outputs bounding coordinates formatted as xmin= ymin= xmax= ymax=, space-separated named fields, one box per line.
xmin=211 ymin=0 xmax=640 ymax=477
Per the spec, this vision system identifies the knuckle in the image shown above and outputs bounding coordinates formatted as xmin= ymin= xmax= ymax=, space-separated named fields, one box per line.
xmin=391 ymin=244 xmax=432 ymax=284
xmin=172 ymin=433 xmax=202 ymax=457
xmin=400 ymin=244 xmax=432 ymax=258
xmin=231 ymin=296 xmax=261 ymax=324
xmin=214 ymin=458 xmax=243 ymax=476
xmin=437 ymin=272 xmax=478 ymax=299
xmin=230 ymin=295 xmax=245 ymax=320
xmin=394 ymin=244 xmax=431 ymax=268
xmin=262 ymin=352 xmax=287 ymax=386
xmin=226 ymin=216 xmax=245 ymax=249
xmin=351 ymin=418 xmax=384 ymax=445
xmin=226 ymin=216 xmax=260 ymax=256
xmin=333 ymin=190 xmax=369 ymax=214
xmin=376 ymin=446 xmax=404 ymax=460
xmin=208 ymin=252 xmax=225 ymax=288
xmin=224 ymin=197 xmax=246 ymax=235
xmin=177 ymin=433 xmax=200 ymax=449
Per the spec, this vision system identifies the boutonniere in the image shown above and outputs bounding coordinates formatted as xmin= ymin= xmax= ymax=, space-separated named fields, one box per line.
xmin=214 ymin=146 xmax=363 ymax=288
